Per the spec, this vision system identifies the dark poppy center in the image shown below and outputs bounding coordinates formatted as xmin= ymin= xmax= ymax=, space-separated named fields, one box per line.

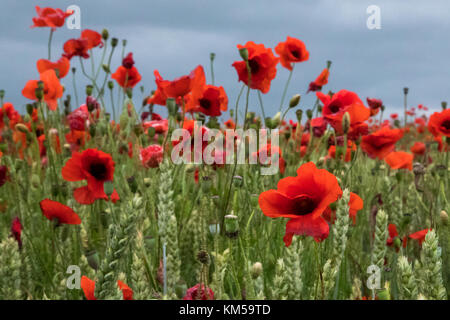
xmin=89 ymin=162 xmax=108 ymax=181
xmin=199 ymin=98 xmax=211 ymax=109
xmin=441 ymin=120 xmax=450 ymax=131
xmin=248 ymin=59 xmax=260 ymax=75
xmin=328 ymin=101 xmax=342 ymax=114
xmin=293 ymin=195 xmax=316 ymax=216
xmin=291 ymin=50 xmax=300 ymax=59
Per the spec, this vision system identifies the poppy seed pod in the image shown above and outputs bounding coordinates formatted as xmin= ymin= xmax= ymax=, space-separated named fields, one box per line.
xmin=111 ymin=38 xmax=118 ymax=47
xmin=210 ymin=52 xmax=216 ymax=61
xmin=103 ymin=181 xmax=114 ymax=196
xmin=403 ymin=87 xmax=409 ymax=95
xmin=296 ymin=109 xmax=303 ymax=123
xmin=442 ymin=101 xmax=447 ymax=110
xmin=233 ymin=175 xmax=243 ymax=187
xmin=224 ymin=214 xmax=239 ymax=238
xmin=107 ymin=80 xmax=114 ymax=90
xmin=289 ymin=94 xmax=301 ymax=108
xmin=0 ymin=89 xmax=4 ymax=99
xmin=35 ymin=87 xmax=44 ymax=101
xmin=85 ymin=85 xmax=93 ymax=97
xmin=326 ymin=60 xmax=332 ymax=69
xmin=101 ymin=29 xmax=109 ymax=41
xmin=239 ymin=47 xmax=249 ymax=61
xmin=197 ymin=250 xmax=210 ymax=265
xmin=306 ymin=109 xmax=313 ymax=120
xmin=251 ymin=262 xmax=263 ymax=279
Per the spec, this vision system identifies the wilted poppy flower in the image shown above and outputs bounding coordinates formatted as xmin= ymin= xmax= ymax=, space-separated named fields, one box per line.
xmin=409 ymin=228 xmax=432 ymax=246
xmin=117 ymin=280 xmax=133 ymax=300
xmin=384 ymin=151 xmax=413 ymax=171
xmin=22 ymin=69 xmax=64 ymax=111
xmin=259 ymin=162 xmax=342 ymax=246
xmin=275 ymin=36 xmax=309 ymax=70
xmin=62 ymin=148 xmax=115 ymax=204
xmin=232 ymin=41 xmax=279 ymax=93
xmin=317 ymin=90 xmax=370 ymax=134
xmin=10 ymin=217 xmax=22 ymax=249
xmin=307 ymin=68 xmax=329 ymax=93
xmin=81 ymin=276 xmax=96 ymax=300
xmin=81 ymin=29 xmax=103 ymax=50
xmin=37 ymin=56 xmax=70 ymax=78
xmin=39 ymin=199 xmax=81 ymax=225
xmin=410 ymin=142 xmax=426 ymax=156
xmin=428 ymin=109 xmax=450 ymax=138
xmin=63 ymin=38 xmax=90 ymax=60
xmin=31 ymin=6 xmax=73 ymax=29
xmin=360 ymin=126 xmax=404 ymax=159
xmin=139 ymin=145 xmax=164 ymax=168
xmin=366 ymin=98 xmax=383 ymax=116
xmin=122 ymin=53 xmax=135 ymax=69
xmin=111 ymin=66 xmax=142 ymax=88
xmin=183 ymin=284 xmax=214 ymax=300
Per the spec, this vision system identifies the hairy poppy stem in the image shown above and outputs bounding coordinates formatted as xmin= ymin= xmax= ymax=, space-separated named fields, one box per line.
xmin=279 ymin=65 xmax=295 ymax=112
xmin=48 ymin=29 xmax=54 ymax=60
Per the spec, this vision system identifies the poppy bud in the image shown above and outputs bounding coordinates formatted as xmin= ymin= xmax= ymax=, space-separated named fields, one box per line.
xmin=289 ymin=94 xmax=301 ymax=108
xmin=295 ymin=109 xmax=303 ymax=123
xmin=251 ymin=262 xmax=263 ymax=279
xmin=26 ymin=104 xmax=34 ymax=115
xmin=306 ymin=109 xmax=313 ymax=120
xmin=442 ymin=101 xmax=447 ymax=110
xmin=210 ymin=52 xmax=216 ymax=61
xmin=0 ymin=89 xmax=4 ymax=99
xmin=85 ymin=250 xmax=99 ymax=270
xmin=271 ymin=112 xmax=281 ymax=127
xmin=441 ymin=210 xmax=448 ymax=226
xmin=102 ymin=64 xmax=110 ymax=74
xmin=15 ymin=123 xmax=29 ymax=133
xmin=342 ymin=112 xmax=351 ymax=134
xmin=101 ymin=29 xmax=109 ymax=41
xmin=224 ymin=214 xmax=239 ymax=239
xmin=122 ymin=39 xmax=127 ymax=47
xmin=394 ymin=237 xmax=402 ymax=249
xmin=72 ymin=67 xmax=76 ymax=74
xmin=104 ymin=181 xmax=114 ymax=196
xmin=111 ymin=38 xmax=118 ymax=47
xmin=86 ymin=85 xmax=93 ymax=97
xmin=264 ymin=117 xmax=273 ymax=128
xmin=239 ymin=48 xmax=249 ymax=61
xmin=107 ymin=80 xmax=114 ymax=90
xmin=35 ymin=87 xmax=44 ymax=101
xmin=166 ymin=98 xmax=177 ymax=116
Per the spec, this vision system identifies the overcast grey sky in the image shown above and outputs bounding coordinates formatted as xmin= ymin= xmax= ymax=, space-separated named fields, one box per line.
xmin=1 ymin=0 xmax=449 ymax=120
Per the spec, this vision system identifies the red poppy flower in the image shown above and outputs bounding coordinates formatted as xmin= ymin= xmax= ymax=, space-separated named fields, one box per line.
xmin=409 ymin=228 xmax=432 ymax=246
xmin=0 ymin=103 xmax=21 ymax=130
xmin=259 ymin=162 xmax=342 ymax=246
xmin=386 ymin=224 xmax=399 ymax=247
xmin=37 ymin=56 xmax=70 ymax=78
xmin=317 ymin=90 xmax=370 ymax=134
xmin=322 ymin=192 xmax=363 ymax=225
xmin=307 ymin=68 xmax=329 ymax=93
xmin=410 ymin=142 xmax=426 ymax=156
xmin=360 ymin=126 xmax=404 ymax=159
xmin=81 ymin=29 xmax=103 ymax=50
xmin=111 ymin=66 xmax=142 ymax=89
xmin=186 ymin=85 xmax=228 ymax=117
xmin=384 ymin=151 xmax=413 ymax=171
xmin=31 ymin=6 xmax=73 ymax=29
xmin=81 ymin=276 xmax=96 ymax=300
xmin=143 ymin=119 xmax=168 ymax=134
xmin=11 ymin=217 xmax=22 ymax=249
xmin=183 ymin=284 xmax=214 ymax=300
xmin=327 ymin=140 xmax=356 ymax=162
xmin=428 ymin=109 xmax=450 ymax=138
xmin=275 ymin=36 xmax=309 ymax=71
xmin=139 ymin=145 xmax=164 ymax=168
xmin=232 ymin=41 xmax=279 ymax=93
xmin=39 ymin=199 xmax=81 ymax=225
xmin=63 ymin=38 xmax=90 ymax=60
xmin=251 ymin=143 xmax=286 ymax=175
xmin=224 ymin=119 xmax=236 ymax=129
xmin=117 ymin=280 xmax=133 ymax=300
xmin=62 ymin=149 xmax=115 ymax=205
xmin=22 ymin=70 xmax=64 ymax=111
xmin=390 ymin=113 xmax=398 ymax=120
xmin=366 ymin=98 xmax=383 ymax=116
